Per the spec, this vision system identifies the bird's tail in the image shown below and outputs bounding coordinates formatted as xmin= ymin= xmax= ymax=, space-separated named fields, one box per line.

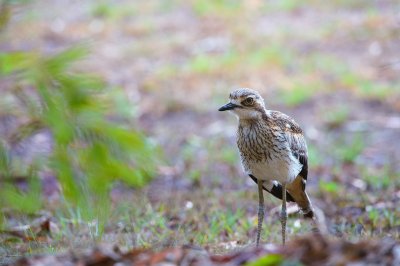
xmin=273 ymin=176 xmax=327 ymax=232
xmin=296 ymin=190 xmax=315 ymax=219
xmin=286 ymin=176 xmax=315 ymax=219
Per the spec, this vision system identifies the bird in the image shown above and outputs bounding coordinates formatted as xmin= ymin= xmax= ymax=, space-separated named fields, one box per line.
xmin=218 ymin=88 xmax=316 ymax=246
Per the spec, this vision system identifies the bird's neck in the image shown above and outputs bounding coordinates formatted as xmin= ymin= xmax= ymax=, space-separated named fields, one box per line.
xmin=238 ymin=108 xmax=268 ymax=126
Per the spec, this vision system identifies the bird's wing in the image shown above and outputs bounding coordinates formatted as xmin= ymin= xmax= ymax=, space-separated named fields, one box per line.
xmin=269 ymin=111 xmax=314 ymax=217
xmin=286 ymin=131 xmax=308 ymax=181
xmin=270 ymin=111 xmax=308 ymax=181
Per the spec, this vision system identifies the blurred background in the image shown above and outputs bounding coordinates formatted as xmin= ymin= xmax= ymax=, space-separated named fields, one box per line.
xmin=1 ymin=0 xmax=400 ymax=259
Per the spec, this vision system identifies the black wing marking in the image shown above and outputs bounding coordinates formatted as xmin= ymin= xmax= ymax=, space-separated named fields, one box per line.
xmin=249 ymin=174 xmax=295 ymax=202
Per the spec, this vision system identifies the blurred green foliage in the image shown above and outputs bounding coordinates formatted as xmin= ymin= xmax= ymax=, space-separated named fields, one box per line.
xmin=91 ymin=1 xmax=137 ymax=20
xmin=322 ymin=106 xmax=349 ymax=129
xmin=191 ymin=0 xmax=240 ymax=16
xmin=245 ymin=254 xmax=285 ymax=266
xmin=0 ymin=47 xmax=158 ymax=231
xmin=319 ymin=180 xmax=340 ymax=195
xmin=335 ymin=134 xmax=364 ymax=163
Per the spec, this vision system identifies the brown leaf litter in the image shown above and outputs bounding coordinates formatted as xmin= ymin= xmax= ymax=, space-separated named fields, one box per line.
xmin=11 ymin=234 xmax=400 ymax=266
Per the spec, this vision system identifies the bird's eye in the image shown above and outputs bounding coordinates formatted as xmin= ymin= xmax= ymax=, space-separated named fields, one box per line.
xmin=243 ymin=97 xmax=254 ymax=105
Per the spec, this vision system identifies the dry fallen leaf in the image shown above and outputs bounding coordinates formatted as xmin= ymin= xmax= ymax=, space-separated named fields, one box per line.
xmin=1 ymin=216 xmax=54 ymax=241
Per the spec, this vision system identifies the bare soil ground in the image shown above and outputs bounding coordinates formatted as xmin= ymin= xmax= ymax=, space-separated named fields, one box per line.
xmin=1 ymin=0 xmax=400 ymax=264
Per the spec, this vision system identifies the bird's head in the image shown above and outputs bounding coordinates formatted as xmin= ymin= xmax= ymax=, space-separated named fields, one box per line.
xmin=218 ymin=88 xmax=266 ymax=119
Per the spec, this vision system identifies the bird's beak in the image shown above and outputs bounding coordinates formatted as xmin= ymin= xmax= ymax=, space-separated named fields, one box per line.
xmin=218 ymin=102 xmax=239 ymax=111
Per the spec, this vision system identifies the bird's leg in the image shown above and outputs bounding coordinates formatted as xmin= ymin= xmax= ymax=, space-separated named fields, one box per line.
xmin=280 ymin=183 xmax=287 ymax=245
xmin=256 ymin=178 xmax=264 ymax=247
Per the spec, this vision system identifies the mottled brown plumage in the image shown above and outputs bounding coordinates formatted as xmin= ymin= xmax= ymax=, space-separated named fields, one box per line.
xmin=219 ymin=88 xmax=315 ymax=246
